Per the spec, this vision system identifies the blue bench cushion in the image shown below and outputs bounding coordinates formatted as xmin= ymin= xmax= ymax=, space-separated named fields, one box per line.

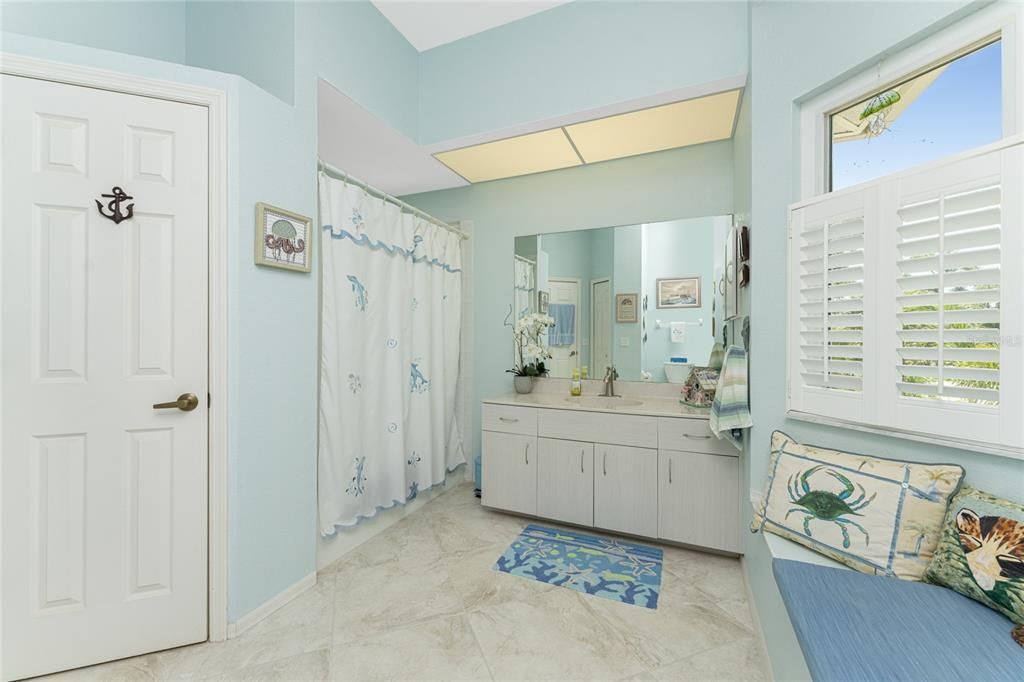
xmin=773 ymin=559 xmax=1022 ymax=681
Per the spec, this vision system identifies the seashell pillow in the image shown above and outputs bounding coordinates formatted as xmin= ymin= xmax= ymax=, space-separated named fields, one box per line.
xmin=752 ymin=431 xmax=965 ymax=580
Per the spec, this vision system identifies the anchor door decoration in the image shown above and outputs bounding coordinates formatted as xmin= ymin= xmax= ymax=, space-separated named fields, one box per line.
xmin=96 ymin=186 xmax=135 ymax=224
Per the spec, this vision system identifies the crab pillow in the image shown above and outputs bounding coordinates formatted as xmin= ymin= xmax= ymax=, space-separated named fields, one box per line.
xmin=752 ymin=431 xmax=965 ymax=581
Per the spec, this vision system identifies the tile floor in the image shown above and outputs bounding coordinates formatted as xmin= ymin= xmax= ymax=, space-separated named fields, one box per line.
xmin=46 ymin=483 xmax=770 ymax=681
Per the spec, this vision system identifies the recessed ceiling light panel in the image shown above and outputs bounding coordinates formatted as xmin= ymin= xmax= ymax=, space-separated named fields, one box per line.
xmin=433 ymin=129 xmax=582 ymax=183
xmin=565 ymin=89 xmax=741 ymax=163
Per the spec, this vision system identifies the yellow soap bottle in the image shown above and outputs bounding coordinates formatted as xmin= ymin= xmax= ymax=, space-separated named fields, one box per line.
xmin=571 ymin=368 xmax=582 ymax=396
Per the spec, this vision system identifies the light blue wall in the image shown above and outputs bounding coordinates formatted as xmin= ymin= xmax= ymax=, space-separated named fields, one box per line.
xmin=642 ymin=217 xmax=719 ymax=381
xmin=404 ymin=140 xmax=735 ymax=459
xmin=612 ymin=225 xmax=643 ymax=380
xmin=185 ymin=1 xmax=296 ymax=104
xmin=417 ymin=0 xmax=748 ymax=143
xmin=1 ymin=1 xmax=188 ymax=63
xmin=744 ymin=2 xmax=1023 ymax=680
xmin=306 ymin=0 xmax=420 ymax=138
xmin=227 ymin=77 xmax=317 ymax=621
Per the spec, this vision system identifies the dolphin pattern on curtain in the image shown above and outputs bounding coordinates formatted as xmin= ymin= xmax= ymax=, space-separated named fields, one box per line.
xmin=318 ymin=172 xmax=466 ymax=534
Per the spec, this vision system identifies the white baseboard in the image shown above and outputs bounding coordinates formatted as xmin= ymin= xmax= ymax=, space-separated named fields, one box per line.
xmin=226 ymin=571 xmax=317 ymax=639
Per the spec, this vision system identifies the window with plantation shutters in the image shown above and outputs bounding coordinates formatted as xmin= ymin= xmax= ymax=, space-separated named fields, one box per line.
xmin=895 ymin=184 xmax=1001 ymax=406
xmin=788 ymin=138 xmax=1023 ymax=458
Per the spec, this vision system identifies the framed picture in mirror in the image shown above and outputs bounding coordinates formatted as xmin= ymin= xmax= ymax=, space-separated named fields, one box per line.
xmin=616 ymin=293 xmax=638 ymax=322
xmin=538 ymin=290 xmax=550 ymax=314
xmin=656 ymin=277 xmax=701 ymax=309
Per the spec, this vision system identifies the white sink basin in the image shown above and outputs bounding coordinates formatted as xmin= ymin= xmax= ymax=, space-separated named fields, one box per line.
xmin=564 ymin=396 xmax=645 ymax=409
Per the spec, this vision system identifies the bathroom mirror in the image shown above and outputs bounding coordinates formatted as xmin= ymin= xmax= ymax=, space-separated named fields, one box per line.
xmin=514 ymin=215 xmax=732 ymax=383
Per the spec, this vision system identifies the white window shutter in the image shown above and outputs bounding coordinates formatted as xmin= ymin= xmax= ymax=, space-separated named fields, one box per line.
xmin=788 ymin=189 xmax=873 ymax=423
xmin=880 ymin=145 xmax=1021 ymax=448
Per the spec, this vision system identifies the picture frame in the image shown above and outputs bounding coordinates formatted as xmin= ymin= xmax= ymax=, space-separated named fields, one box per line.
xmin=255 ymin=202 xmax=313 ymax=273
xmin=616 ymin=293 xmax=639 ymax=323
xmin=538 ymin=290 xmax=550 ymax=314
xmin=656 ymin=277 xmax=701 ymax=309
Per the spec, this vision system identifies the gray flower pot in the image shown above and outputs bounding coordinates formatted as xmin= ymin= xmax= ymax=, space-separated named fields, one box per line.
xmin=513 ymin=376 xmax=535 ymax=394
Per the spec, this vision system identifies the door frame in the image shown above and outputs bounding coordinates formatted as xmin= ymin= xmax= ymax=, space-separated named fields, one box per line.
xmin=0 ymin=53 xmax=230 ymax=644
xmin=589 ymin=277 xmax=611 ymax=375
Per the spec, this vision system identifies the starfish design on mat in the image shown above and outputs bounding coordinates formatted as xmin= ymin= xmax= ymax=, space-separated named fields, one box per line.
xmin=549 ymin=562 xmax=599 ymax=588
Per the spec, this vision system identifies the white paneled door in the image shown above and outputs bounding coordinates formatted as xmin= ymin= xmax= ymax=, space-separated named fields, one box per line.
xmin=1 ymin=75 xmax=209 ymax=680
xmin=547 ymin=278 xmax=580 ymax=377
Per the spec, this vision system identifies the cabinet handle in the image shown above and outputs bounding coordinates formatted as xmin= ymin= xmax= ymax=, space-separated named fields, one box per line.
xmin=683 ymin=433 xmax=711 ymax=440
xmin=499 ymin=417 xmax=519 ymax=423
xmin=580 ymin=449 xmax=585 ymax=473
xmin=524 ymin=443 xmax=530 ymax=465
xmin=669 ymin=458 xmax=673 ymax=484
xmin=603 ymin=452 xmax=607 ymax=476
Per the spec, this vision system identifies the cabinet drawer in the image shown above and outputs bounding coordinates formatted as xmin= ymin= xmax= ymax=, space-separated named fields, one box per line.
xmin=538 ymin=409 xmax=658 ymax=448
xmin=482 ymin=404 xmax=538 ymax=435
xmin=657 ymin=417 xmax=736 ymax=456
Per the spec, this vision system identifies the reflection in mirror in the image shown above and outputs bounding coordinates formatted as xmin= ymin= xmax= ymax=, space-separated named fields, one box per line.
xmin=514 ymin=216 xmax=732 ymax=383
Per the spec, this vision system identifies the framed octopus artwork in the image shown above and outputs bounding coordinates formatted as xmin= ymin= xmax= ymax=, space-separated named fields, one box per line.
xmin=255 ymin=202 xmax=312 ymax=273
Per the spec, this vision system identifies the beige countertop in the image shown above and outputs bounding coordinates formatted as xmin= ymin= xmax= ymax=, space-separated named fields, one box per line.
xmin=483 ymin=392 xmax=711 ymax=420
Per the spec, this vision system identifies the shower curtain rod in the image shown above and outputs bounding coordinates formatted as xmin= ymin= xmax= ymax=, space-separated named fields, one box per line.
xmin=317 ymin=159 xmax=469 ymax=240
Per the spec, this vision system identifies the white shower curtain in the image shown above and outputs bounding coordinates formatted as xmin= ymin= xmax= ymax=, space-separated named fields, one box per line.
xmin=318 ymin=172 xmax=465 ymax=534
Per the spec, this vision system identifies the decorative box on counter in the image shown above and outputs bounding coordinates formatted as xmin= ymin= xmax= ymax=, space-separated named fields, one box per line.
xmin=680 ymin=366 xmax=719 ymax=408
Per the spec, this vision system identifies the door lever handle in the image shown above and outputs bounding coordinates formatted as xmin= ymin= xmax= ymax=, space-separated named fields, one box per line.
xmin=153 ymin=393 xmax=199 ymax=412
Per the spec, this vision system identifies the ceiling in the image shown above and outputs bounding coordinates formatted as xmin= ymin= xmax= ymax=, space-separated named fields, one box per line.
xmin=317 ymin=75 xmax=746 ymax=197
xmin=372 ymin=0 xmax=572 ymax=52
xmin=317 ymin=80 xmax=468 ymax=196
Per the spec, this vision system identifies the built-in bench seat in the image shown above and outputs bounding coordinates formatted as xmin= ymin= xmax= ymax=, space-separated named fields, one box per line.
xmin=773 ymin=558 xmax=1021 ymax=681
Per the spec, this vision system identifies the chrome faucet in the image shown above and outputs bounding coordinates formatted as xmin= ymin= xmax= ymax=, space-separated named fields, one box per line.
xmin=601 ymin=366 xmax=620 ymax=397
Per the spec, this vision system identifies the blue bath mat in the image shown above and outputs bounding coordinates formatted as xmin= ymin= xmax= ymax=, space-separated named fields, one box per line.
xmin=493 ymin=523 xmax=663 ymax=608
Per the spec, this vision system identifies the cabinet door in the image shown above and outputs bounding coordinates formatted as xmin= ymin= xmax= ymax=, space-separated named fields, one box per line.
xmin=537 ymin=438 xmax=594 ymax=527
xmin=594 ymin=444 xmax=658 ymax=537
xmin=659 ymin=449 xmax=740 ymax=553
xmin=481 ymin=431 xmax=537 ymax=515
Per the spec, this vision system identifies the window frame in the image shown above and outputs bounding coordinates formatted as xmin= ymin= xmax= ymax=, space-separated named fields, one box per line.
xmin=799 ymin=4 xmax=1022 ymax=200
xmin=788 ymin=5 xmax=1024 ymax=460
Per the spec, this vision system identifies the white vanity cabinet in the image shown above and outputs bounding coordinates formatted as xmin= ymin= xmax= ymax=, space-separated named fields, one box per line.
xmin=481 ymin=399 xmax=742 ymax=554
xmin=658 ymin=450 xmax=740 ymax=552
xmin=481 ymin=431 xmax=537 ymax=515
xmin=657 ymin=417 xmax=741 ymax=551
xmin=537 ymin=438 xmax=593 ymax=526
xmin=594 ymin=444 xmax=659 ymax=537
xmin=481 ymin=404 xmax=539 ymax=516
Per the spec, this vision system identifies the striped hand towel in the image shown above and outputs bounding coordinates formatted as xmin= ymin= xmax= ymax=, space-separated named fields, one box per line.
xmin=710 ymin=345 xmax=752 ymax=437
